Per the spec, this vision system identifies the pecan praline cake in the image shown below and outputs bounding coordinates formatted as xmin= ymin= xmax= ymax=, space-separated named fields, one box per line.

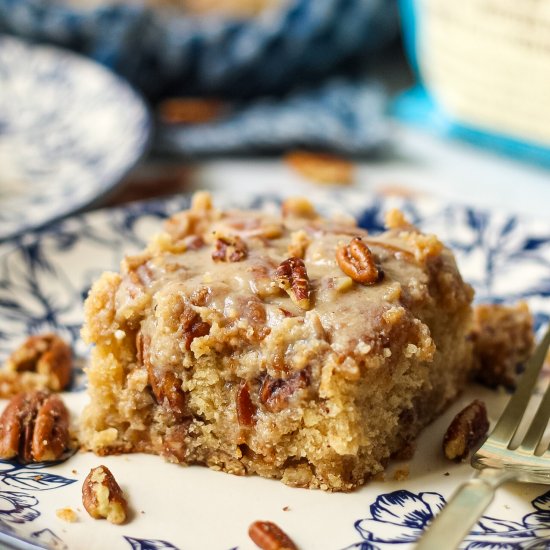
xmin=81 ymin=193 xmax=474 ymax=491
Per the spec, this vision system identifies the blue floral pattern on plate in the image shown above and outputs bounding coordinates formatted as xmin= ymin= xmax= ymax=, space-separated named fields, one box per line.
xmin=0 ymin=190 xmax=549 ymax=549
xmin=0 ymin=35 xmax=150 ymax=242
xmin=345 ymin=488 xmax=550 ymax=549
xmin=0 ymin=459 xmax=76 ymax=550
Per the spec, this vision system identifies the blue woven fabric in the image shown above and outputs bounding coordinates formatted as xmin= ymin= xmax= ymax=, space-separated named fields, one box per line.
xmin=157 ymin=77 xmax=390 ymax=155
xmin=0 ymin=0 xmax=398 ymax=99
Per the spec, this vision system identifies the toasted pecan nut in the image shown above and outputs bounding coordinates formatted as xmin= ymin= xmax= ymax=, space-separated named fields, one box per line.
xmin=285 ymin=150 xmax=353 ymax=185
xmin=0 ymin=391 xmax=70 ymax=463
xmin=275 ymin=257 xmax=311 ymax=310
xmin=259 ymin=369 xmax=310 ymax=413
xmin=158 ymin=97 xmax=226 ymax=125
xmin=190 ymin=286 xmax=212 ymax=307
xmin=249 ymin=520 xmax=298 ymax=550
xmin=180 ymin=307 xmax=211 ymax=350
xmin=336 ymin=237 xmax=383 ymax=285
xmin=236 ymin=381 xmax=256 ymax=427
xmin=6 ymin=334 xmax=72 ymax=391
xmin=162 ymin=424 xmax=189 ymax=463
xmin=212 ymin=235 xmax=248 ymax=262
xmin=82 ymin=465 xmax=128 ymax=524
xmin=443 ymin=400 xmax=489 ymax=461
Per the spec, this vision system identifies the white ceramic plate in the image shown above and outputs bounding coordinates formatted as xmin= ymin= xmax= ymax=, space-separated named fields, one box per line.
xmin=0 ymin=190 xmax=549 ymax=550
xmin=0 ymin=35 xmax=150 ymax=242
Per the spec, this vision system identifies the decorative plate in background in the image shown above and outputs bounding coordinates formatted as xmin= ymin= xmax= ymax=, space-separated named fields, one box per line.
xmin=0 ymin=190 xmax=549 ymax=549
xmin=0 ymin=35 xmax=150 ymax=242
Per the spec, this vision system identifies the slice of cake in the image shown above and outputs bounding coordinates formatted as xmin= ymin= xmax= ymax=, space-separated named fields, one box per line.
xmin=80 ymin=193 xmax=474 ymax=491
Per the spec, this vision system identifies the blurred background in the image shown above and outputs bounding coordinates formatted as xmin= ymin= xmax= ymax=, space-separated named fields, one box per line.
xmin=1 ymin=0 xmax=550 ymax=236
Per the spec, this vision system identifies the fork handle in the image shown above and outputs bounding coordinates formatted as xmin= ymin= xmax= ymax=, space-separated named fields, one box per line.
xmin=416 ymin=468 xmax=516 ymax=549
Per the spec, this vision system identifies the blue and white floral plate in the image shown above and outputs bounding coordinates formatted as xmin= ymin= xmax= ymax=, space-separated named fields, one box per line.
xmin=0 ymin=35 xmax=150 ymax=242
xmin=0 ymin=190 xmax=550 ymax=550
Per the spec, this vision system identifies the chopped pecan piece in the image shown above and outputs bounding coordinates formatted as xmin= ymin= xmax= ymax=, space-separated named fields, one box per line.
xmin=212 ymin=235 xmax=248 ymax=262
xmin=0 ymin=391 xmax=70 ymax=463
xmin=138 ymin=332 xmax=188 ymax=422
xmin=180 ymin=308 xmax=211 ymax=350
xmin=275 ymin=257 xmax=311 ymax=310
xmin=82 ymin=465 xmax=128 ymax=524
xmin=183 ymin=235 xmax=205 ymax=251
xmin=5 ymin=334 xmax=72 ymax=391
xmin=260 ymin=369 xmax=310 ymax=413
xmin=236 ymin=382 xmax=256 ymax=427
xmin=190 ymin=286 xmax=212 ymax=307
xmin=443 ymin=400 xmax=489 ymax=461
xmin=162 ymin=424 xmax=189 ymax=463
xmin=336 ymin=237 xmax=383 ymax=285
xmin=164 ymin=192 xmax=215 ymax=240
xmin=249 ymin=520 xmax=298 ymax=550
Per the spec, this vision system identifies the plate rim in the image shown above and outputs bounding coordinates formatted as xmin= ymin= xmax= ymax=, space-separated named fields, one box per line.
xmin=0 ymin=189 xmax=550 ymax=549
xmin=0 ymin=35 xmax=153 ymax=243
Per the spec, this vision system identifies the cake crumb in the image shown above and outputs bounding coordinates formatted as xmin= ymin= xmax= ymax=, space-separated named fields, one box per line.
xmin=444 ymin=472 xmax=450 ymax=477
xmin=393 ymin=466 xmax=409 ymax=481
xmin=282 ymin=506 xmax=290 ymax=512
xmin=56 ymin=508 xmax=78 ymax=523
xmin=72 ymin=469 xmax=78 ymax=475
xmin=373 ymin=471 xmax=386 ymax=482
xmin=471 ymin=302 xmax=534 ymax=388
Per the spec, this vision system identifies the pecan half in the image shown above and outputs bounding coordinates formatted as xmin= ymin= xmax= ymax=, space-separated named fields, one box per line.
xmin=236 ymin=381 xmax=257 ymax=427
xmin=82 ymin=465 xmax=128 ymax=524
xmin=138 ymin=332 xmax=188 ymax=422
xmin=212 ymin=235 xmax=248 ymax=262
xmin=0 ymin=391 xmax=70 ymax=463
xmin=6 ymin=334 xmax=72 ymax=391
xmin=260 ymin=369 xmax=310 ymax=413
xmin=285 ymin=150 xmax=353 ymax=186
xmin=249 ymin=520 xmax=298 ymax=550
xmin=275 ymin=257 xmax=311 ymax=310
xmin=443 ymin=400 xmax=489 ymax=461
xmin=336 ymin=237 xmax=383 ymax=285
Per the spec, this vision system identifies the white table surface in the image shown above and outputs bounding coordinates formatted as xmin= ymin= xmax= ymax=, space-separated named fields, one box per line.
xmin=176 ymin=124 xmax=550 ymax=220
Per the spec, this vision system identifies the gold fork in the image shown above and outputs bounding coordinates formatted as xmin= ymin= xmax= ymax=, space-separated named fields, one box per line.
xmin=417 ymin=324 xmax=550 ymax=549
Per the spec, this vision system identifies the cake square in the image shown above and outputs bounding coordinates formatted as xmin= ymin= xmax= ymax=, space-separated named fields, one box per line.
xmin=80 ymin=193 xmax=474 ymax=491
